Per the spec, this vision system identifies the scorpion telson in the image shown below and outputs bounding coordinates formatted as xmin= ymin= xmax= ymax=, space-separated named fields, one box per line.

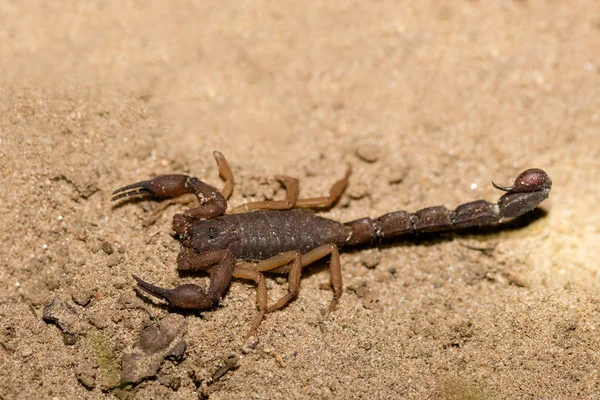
xmin=112 ymin=152 xmax=551 ymax=336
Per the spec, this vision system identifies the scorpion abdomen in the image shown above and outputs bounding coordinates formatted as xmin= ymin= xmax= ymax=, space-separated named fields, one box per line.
xmin=223 ymin=209 xmax=350 ymax=261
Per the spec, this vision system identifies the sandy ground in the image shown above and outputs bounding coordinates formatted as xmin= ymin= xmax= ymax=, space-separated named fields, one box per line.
xmin=1 ymin=1 xmax=600 ymax=399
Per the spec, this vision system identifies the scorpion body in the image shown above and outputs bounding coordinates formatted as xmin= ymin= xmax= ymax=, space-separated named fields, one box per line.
xmin=180 ymin=209 xmax=349 ymax=261
xmin=113 ymin=152 xmax=551 ymax=336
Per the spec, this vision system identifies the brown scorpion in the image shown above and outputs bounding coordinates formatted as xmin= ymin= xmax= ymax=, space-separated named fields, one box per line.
xmin=112 ymin=152 xmax=552 ymax=335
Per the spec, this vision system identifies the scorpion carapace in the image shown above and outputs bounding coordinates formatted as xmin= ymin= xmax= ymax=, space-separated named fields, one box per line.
xmin=112 ymin=151 xmax=552 ymax=336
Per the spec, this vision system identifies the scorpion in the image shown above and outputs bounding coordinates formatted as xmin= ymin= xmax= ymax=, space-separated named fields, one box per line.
xmin=112 ymin=151 xmax=552 ymax=336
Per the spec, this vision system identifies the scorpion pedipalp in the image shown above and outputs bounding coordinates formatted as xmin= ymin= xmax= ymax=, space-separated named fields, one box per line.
xmin=133 ymin=275 xmax=214 ymax=309
xmin=111 ymin=175 xmax=191 ymax=201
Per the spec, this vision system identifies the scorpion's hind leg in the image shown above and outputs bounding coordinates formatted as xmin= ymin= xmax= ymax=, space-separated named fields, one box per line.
xmin=299 ymin=244 xmax=343 ymax=312
xmin=294 ymin=166 xmax=351 ymax=208
xmin=229 ymin=176 xmax=300 ymax=213
xmin=229 ymin=165 xmax=351 ymax=213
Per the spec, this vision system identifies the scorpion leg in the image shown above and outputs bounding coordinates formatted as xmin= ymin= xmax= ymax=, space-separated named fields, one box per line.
xmin=134 ymin=250 xmax=235 ymax=309
xmin=241 ymin=245 xmax=343 ymax=312
xmin=231 ymin=268 xmax=267 ymax=338
xmin=236 ymin=251 xmax=303 ymax=313
xmin=213 ymin=150 xmax=235 ymax=200
xmin=299 ymin=244 xmax=343 ymax=312
xmin=230 ymin=166 xmax=351 ymax=213
xmin=233 ymin=244 xmax=341 ymax=333
xmin=294 ymin=166 xmax=351 ymax=208
xmin=230 ymin=176 xmax=299 ymax=213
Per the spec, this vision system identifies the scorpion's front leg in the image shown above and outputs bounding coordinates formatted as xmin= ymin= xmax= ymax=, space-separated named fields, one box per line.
xmin=112 ymin=151 xmax=234 ymax=225
xmin=231 ymin=268 xmax=268 ymax=339
xmin=235 ymin=251 xmax=303 ymax=313
xmin=133 ymin=249 xmax=235 ymax=309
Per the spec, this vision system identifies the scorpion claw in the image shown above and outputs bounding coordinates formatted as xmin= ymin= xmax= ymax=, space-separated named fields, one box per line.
xmin=112 ymin=175 xmax=191 ymax=202
xmin=133 ymin=274 xmax=171 ymax=299
xmin=111 ymin=182 xmax=154 ymax=201
xmin=133 ymin=274 xmax=215 ymax=309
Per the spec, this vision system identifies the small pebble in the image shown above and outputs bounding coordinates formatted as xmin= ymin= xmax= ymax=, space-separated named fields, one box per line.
xmin=43 ymin=297 xmax=87 ymax=336
xmin=386 ymin=160 xmax=411 ymax=184
xmin=359 ymin=341 xmax=373 ymax=351
xmin=347 ymin=282 xmax=369 ymax=298
xmin=88 ymin=310 xmax=110 ymax=330
xmin=355 ymin=142 xmax=381 ymax=163
xmin=505 ymin=271 xmax=530 ymax=288
xmin=106 ymin=254 xmax=121 ymax=268
xmin=263 ymin=186 xmax=275 ymax=201
xmin=165 ymin=340 xmax=187 ymax=360
xmin=347 ymin=181 xmax=370 ymax=200
xmin=117 ymin=293 xmax=140 ymax=309
xmin=63 ymin=332 xmax=78 ymax=346
xmin=242 ymin=336 xmax=260 ymax=353
xmin=100 ymin=241 xmax=114 ymax=255
xmin=275 ymin=276 xmax=286 ymax=284
xmin=71 ymin=287 xmax=93 ymax=307
xmin=121 ymin=352 xmax=149 ymax=384
xmin=159 ymin=375 xmax=182 ymax=391
xmin=21 ymin=346 xmax=33 ymax=358
xmin=138 ymin=314 xmax=186 ymax=354
xmin=240 ymin=177 xmax=258 ymax=197
xmin=138 ymin=325 xmax=171 ymax=354
xmin=303 ymin=156 xmax=326 ymax=177
xmin=362 ymin=290 xmax=381 ymax=311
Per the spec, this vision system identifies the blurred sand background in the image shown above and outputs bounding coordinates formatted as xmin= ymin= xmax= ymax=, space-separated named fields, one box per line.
xmin=1 ymin=1 xmax=599 ymax=399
